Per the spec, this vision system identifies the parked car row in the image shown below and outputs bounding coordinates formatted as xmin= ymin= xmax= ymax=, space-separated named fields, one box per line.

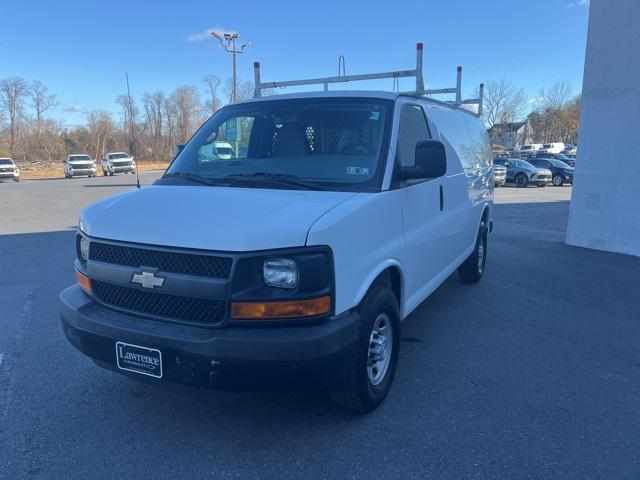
xmin=493 ymin=156 xmax=574 ymax=187
xmin=513 ymin=142 xmax=577 ymax=159
xmin=63 ymin=152 xmax=136 ymax=178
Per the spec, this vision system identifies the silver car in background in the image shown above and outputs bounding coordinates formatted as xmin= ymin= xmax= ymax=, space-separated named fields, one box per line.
xmin=494 ymin=157 xmax=552 ymax=187
xmin=493 ymin=164 xmax=507 ymax=187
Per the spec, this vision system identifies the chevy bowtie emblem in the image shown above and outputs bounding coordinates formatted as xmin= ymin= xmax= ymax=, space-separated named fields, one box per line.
xmin=131 ymin=269 xmax=165 ymax=289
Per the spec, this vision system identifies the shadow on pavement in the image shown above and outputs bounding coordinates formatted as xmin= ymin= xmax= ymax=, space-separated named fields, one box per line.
xmin=2 ymin=199 xmax=640 ymax=478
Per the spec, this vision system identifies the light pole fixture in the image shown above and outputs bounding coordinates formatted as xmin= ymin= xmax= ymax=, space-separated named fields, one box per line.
xmin=211 ymin=30 xmax=251 ymax=104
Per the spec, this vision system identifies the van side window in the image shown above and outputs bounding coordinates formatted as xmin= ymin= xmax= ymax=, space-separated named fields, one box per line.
xmin=396 ymin=105 xmax=430 ymax=167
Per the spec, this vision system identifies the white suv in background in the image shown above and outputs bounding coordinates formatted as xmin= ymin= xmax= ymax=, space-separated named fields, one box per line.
xmin=102 ymin=152 xmax=136 ymax=176
xmin=0 ymin=157 xmax=20 ymax=182
xmin=516 ymin=144 xmax=542 ymax=158
xmin=64 ymin=154 xmax=97 ymax=178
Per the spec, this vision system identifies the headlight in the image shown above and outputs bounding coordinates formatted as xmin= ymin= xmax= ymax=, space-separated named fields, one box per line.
xmin=263 ymin=258 xmax=298 ymax=289
xmin=79 ymin=235 xmax=90 ymax=262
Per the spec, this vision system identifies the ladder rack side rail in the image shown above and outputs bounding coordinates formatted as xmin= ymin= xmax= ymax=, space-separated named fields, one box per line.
xmin=455 ymin=67 xmax=462 ymax=105
xmin=259 ymin=69 xmax=418 ymax=90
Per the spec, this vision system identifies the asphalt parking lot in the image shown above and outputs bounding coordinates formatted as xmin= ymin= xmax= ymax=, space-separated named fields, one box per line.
xmin=1 ymin=174 xmax=639 ymax=478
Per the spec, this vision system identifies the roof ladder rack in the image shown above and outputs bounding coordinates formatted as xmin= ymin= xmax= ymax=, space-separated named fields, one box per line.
xmin=253 ymin=43 xmax=484 ymax=117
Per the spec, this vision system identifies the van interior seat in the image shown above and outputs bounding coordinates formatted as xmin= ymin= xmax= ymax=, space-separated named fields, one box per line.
xmin=272 ymin=123 xmax=309 ymax=157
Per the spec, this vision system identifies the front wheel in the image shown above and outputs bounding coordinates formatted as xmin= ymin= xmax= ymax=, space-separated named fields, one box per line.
xmin=552 ymin=174 xmax=563 ymax=186
xmin=329 ymin=286 xmax=400 ymax=413
xmin=458 ymin=219 xmax=487 ymax=284
xmin=13 ymin=177 xmax=20 ymax=182
xmin=515 ymin=173 xmax=529 ymax=188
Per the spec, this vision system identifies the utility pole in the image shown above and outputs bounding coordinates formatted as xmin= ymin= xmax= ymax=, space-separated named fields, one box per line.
xmin=211 ymin=30 xmax=251 ymax=104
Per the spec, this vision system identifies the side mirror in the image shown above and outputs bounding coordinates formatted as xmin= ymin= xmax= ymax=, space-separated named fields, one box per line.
xmin=175 ymin=144 xmax=186 ymax=157
xmin=402 ymin=140 xmax=447 ymax=181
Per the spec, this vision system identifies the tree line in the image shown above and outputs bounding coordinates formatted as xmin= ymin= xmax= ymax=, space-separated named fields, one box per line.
xmin=0 ymin=75 xmax=256 ymax=165
xmin=479 ymin=79 xmax=581 ymax=146
xmin=1 ymin=73 xmax=581 ymax=165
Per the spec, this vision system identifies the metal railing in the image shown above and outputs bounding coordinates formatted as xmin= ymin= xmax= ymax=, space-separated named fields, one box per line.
xmin=252 ymin=43 xmax=484 ymax=116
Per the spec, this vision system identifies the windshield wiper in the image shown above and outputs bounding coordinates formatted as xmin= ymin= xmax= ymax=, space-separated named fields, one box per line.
xmin=161 ymin=172 xmax=223 ymax=186
xmin=224 ymin=172 xmax=323 ymax=191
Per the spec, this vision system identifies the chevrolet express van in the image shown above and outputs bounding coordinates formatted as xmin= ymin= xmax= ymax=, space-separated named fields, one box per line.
xmin=60 ymin=91 xmax=493 ymax=412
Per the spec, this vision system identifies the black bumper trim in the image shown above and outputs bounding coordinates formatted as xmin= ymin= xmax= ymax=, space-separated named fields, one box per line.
xmin=60 ymin=285 xmax=359 ymax=391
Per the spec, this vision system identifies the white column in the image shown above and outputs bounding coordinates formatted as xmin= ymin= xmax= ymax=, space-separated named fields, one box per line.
xmin=566 ymin=0 xmax=640 ymax=256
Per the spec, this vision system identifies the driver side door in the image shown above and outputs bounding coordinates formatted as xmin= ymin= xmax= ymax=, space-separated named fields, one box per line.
xmin=397 ymin=103 xmax=455 ymax=308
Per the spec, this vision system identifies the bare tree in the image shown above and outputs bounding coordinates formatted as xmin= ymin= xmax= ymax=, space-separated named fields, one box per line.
xmin=142 ymin=90 xmax=167 ymax=159
xmin=116 ymin=94 xmax=139 ymax=154
xmin=0 ymin=77 xmax=29 ymax=155
xmin=202 ymin=75 xmax=221 ymax=115
xmin=30 ymin=80 xmax=59 ymax=123
xmin=224 ymin=78 xmax=256 ymax=103
xmin=86 ymin=110 xmax=116 ymax=160
xmin=529 ymin=82 xmax=578 ymax=143
xmin=477 ymin=79 xmax=527 ymax=133
xmin=170 ymin=85 xmax=201 ymax=143
xmin=539 ymin=81 xmax=573 ymax=110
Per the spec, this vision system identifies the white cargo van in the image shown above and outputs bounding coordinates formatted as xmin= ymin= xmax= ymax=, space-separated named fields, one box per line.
xmin=60 ymin=44 xmax=493 ymax=412
xmin=538 ymin=142 xmax=565 ymax=155
xmin=198 ymin=141 xmax=235 ymax=161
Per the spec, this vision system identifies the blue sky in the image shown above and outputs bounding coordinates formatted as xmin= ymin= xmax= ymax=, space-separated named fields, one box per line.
xmin=1 ymin=0 xmax=590 ymax=126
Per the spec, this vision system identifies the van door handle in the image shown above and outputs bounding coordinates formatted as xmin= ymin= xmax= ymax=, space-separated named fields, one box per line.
xmin=439 ymin=185 xmax=444 ymax=211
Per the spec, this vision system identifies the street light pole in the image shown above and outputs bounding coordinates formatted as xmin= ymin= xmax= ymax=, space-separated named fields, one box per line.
xmin=231 ymin=36 xmax=237 ymax=104
xmin=211 ymin=30 xmax=251 ymax=104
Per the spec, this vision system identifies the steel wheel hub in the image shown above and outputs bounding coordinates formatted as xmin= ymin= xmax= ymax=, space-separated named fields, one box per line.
xmin=367 ymin=312 xmax=393 ymax=386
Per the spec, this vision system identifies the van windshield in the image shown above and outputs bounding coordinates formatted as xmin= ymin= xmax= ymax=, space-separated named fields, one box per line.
xmin=163 ymin=97 xmax=393 ymax=192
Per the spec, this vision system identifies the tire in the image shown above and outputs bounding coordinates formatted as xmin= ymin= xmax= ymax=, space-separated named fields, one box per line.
xmin=102 ymin=170 xmax=107 ymax=176
xmin=329 ymin=285 xmax=400 ymax=413
xmin=552 ymin=174 xmax=563 ymax=186
xmin=109 ymin=171 xmax=114 ymax=176
xmin=515 ymin=173 xmax=528 ymax=188
xmin=458 ymin=218 xmax=487 ymax=284
xmin=14 ymin=177 xmax=20 ymax=182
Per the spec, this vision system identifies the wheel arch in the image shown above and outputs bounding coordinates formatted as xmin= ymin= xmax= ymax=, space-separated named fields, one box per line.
xmin=353 ymin=260 xmax=406 ymax=319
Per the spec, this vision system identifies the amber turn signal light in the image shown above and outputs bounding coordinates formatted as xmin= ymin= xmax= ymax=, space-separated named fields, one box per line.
xmin=231 ymin=296 xmax=331 ymax=320
xmin=76 ymin=268 xmax=92 ymax=293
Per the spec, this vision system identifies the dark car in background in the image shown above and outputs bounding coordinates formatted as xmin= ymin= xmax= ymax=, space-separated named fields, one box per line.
xmin=535 ymin=151 xmax=576 ymax=167
xmin=494 ymin=158 xmax=552 ymax=187
xmin=529 ymin=158 xmax=575 ymax=186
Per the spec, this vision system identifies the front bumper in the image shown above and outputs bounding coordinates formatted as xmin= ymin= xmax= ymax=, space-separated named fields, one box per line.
xmin=69 ymin=169 xmax=96 ymax=176
xmin=59 ymin=285 xmax=359 ymax=392
xmin=107 ymin=165 xmax=135 ymax=173
xmin=0 ymin=171 xmax=19 ymax=179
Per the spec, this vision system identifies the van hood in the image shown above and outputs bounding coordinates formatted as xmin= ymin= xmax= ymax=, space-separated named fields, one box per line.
xmin=80 ymin=185 xmax=357 ymax=251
